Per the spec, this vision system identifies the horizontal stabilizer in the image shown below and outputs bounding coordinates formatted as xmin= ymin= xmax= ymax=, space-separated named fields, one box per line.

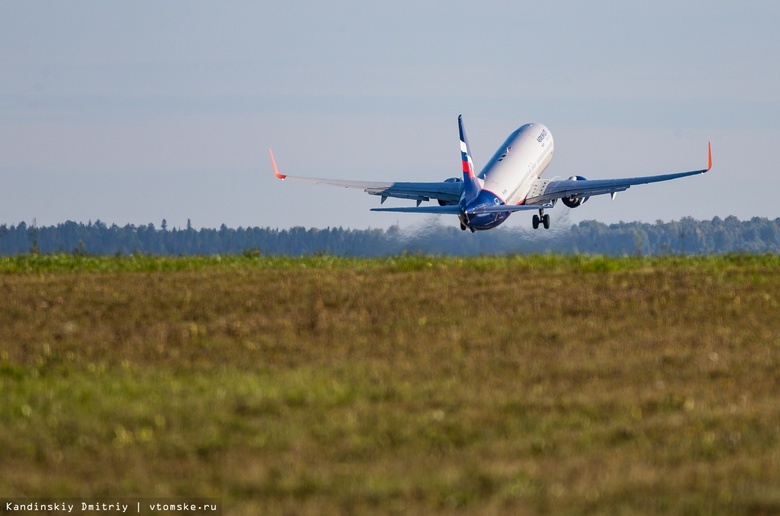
xmin=371 ymin=205 xmax=462 ymax=214
xmin=372 ymin=202 xmax=552 ymax=215
xmin=467 ymin=203 xmax=552 ymax=215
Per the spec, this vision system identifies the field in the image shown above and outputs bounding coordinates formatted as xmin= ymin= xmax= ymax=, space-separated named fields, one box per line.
xmin=1 ymin=254 xmax=779 ymax=514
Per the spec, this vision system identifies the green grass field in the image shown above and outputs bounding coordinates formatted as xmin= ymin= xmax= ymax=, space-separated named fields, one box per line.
xmin=1 ymin=254 xmax=779 ymax=514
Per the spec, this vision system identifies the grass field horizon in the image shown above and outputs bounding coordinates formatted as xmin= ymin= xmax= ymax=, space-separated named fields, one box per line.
xmin=1 ymin=254 xmax=778 ymax=514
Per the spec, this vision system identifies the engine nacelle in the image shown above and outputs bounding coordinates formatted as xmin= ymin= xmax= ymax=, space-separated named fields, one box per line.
xmin=438 ymin=177 xmax=462 ymax=206
xmin=561 ymin=176 xmax=589 ymax=208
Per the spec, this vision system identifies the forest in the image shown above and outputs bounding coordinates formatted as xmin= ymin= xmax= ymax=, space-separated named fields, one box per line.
xmin=1 ymin=215 xmax=779 ymax=256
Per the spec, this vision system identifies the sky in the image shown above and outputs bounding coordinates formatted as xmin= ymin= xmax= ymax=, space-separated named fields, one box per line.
xmin=1 ymin=1 xmax=779 ymax=231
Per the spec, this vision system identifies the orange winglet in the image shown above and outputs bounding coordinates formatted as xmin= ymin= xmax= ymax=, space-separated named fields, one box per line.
xmin=270 ymin=148 xmax=286 ymax=180
xmin=706 ymin=141 xmax=712 ymax=172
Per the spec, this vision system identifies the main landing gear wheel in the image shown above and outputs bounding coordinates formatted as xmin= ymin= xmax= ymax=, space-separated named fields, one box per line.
xmin=532 ymin=210 xmax=551 ymax=230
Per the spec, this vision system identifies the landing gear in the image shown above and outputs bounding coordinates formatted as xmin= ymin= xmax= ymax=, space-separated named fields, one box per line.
xmin=460 ymin=222 xmax=475 ymax=233
xmin=459 ymin=216 xmax=476 ymax=232
xmin=532 ymin=209 xmax=551 ymax=230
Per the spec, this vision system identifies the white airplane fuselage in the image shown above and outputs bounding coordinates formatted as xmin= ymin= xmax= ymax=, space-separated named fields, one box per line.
xmin=461 ymin=123 xmax=554 ymax=230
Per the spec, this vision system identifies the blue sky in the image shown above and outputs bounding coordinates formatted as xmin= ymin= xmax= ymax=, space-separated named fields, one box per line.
xmin=2 ymin=1 xmax=779 ymax=231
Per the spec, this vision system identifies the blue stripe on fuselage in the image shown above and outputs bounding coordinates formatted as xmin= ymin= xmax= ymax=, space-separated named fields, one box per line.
xmin=462 ymin=190 xmax=510 ymax=230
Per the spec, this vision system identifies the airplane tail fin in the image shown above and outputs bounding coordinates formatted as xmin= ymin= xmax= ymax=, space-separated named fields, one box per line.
xmin=458 ymin=115 xmax=481 ymax=203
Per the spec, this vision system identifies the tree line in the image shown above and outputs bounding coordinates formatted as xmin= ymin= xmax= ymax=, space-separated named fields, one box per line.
xmin=1 ymin=216 xmax=779 ymax=256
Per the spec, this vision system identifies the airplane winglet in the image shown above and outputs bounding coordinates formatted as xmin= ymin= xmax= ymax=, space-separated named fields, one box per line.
xmin=706 ymin=141 xmax=712 ymax=172
xmin=269 ymin=148 xmax=286 ymax=180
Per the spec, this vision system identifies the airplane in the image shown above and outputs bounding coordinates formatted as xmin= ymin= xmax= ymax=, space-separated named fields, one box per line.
xmin=270 ymin=115 xmax=712 ymax=232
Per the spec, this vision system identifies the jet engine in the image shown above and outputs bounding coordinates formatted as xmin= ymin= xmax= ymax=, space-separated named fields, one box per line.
xmin=438 ymin=177 xmax=462 ymax=206
xmin=561 ymin=176 xmax=589 ymax=208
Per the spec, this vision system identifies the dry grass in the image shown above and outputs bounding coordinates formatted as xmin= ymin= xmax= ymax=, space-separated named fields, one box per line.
xmin=1 ymin=254 xmax=779 ymax=514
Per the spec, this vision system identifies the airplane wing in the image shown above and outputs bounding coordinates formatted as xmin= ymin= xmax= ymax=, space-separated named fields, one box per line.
xmin=525 ymin=142 xmax=712 ymax=205
xmin=270 ymin=149 xmax=463 ymax=204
